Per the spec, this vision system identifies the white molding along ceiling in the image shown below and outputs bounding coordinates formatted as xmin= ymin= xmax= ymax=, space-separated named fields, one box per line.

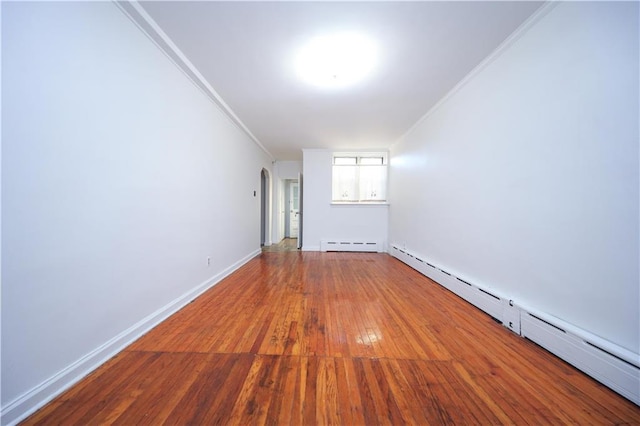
xmin=122 ymin=1 xmax=543 ymax=160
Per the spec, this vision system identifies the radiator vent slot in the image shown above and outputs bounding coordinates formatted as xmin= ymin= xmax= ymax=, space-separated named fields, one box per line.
xmin=457 ymin=277 xmax=472 ymax=286
xmin=478 ymin=288 xmax=500 ymax=300
xmin=528 ymin=313 xmax=566 ymax=333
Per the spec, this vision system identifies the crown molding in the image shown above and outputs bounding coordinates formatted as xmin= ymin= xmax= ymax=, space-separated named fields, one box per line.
xmin=114 ymin=1 xmax=274 ymax=160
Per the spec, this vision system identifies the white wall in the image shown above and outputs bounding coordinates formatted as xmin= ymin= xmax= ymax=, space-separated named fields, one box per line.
xmin=1 ymin=1 xmax=272 ymax=419
xmin=276 ymin=160 xmax=302 ymax=179
xmin=272 ymin=161 xmax=302 ymax=242
xmin=303 ymin=149 xmax=388 ymax=251
xmin=389 ymin=2 xmax=639 ymax=354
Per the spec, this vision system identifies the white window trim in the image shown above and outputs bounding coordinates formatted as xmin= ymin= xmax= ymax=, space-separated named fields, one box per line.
xmin=331 ymin=151 xmax=388 ymax=203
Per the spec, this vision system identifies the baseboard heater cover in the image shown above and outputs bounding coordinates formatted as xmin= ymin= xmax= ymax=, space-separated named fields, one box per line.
xmin=321 ymin=239 xmax=382 ymax=253
xmin=520 ymin=308 xmax=639 ymax=405
xmin=389 ymin=243 xmax=640 ymax=406
xmin=389 ymin=244 xmax=505 ymax=324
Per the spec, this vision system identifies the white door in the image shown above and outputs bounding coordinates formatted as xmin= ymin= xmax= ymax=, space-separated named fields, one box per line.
xmin=290 ymin=182 xmax=299 ymax=238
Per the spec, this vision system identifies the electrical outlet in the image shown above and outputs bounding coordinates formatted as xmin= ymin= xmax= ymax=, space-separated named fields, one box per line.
xmin=207 ymin=257 xmax=211 ymax=266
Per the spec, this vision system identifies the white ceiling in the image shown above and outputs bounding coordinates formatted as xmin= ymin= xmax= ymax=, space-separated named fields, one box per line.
xmin=139 ymin=1 xmax=543 ymax=160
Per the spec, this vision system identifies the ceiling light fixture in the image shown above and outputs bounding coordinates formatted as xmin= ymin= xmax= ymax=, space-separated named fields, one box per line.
xmin=294 ymin=32 xmax=378 ymax=89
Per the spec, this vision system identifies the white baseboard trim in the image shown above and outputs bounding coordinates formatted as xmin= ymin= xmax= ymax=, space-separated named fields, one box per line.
xmin=302 ymin=245 xmax=320 ymax=252
xmin=389 ymin=243 xmax=640 ymax=406
xmin=1 ymin=249 xmax=261 ymax=426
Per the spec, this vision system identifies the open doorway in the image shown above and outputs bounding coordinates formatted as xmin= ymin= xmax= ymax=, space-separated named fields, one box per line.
xmin=289 ymin=181 xmax=299 ymax=238
xmin=284 ymin=179 xmax=299 ymax=239
xmin=272 ymin=178 xmax=300 ymax=251
xmin=260 ymin=168 xmax=270 ymax=247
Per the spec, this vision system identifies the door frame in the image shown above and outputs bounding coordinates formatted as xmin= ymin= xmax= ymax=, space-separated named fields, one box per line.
xmin=260 ymin=168 xmax=271 ymax=247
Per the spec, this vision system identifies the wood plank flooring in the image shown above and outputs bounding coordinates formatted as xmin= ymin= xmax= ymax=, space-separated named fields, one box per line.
xmin=262 ymin=238 xmax=299 ymax=252
xmin=23 ymin=252 xmax=640 ymax=425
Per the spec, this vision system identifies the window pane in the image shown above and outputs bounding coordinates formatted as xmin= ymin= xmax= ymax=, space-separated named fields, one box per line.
xmin=292 ymin=185 xmax=299 ymax=209
xmin=359 ymin=165 xmax=387 ymax=201
xmin=332 ymin=165 xmax=358 ymax=201
xmin=334 ymin=157 xmax=357 ymax=165
xmin=332 ymin=152 xmax=387 ymax=203
xmin=359 ymin=157 xmax=384 ymax=165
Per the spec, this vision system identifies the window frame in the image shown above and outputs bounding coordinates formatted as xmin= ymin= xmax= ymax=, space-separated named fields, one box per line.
xmin=331 ymin=152 xmax=388 ymax=204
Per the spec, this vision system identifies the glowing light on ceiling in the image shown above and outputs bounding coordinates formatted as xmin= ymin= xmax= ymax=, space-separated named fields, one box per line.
xmin=294 ymin=32 xmax=378 ymax=89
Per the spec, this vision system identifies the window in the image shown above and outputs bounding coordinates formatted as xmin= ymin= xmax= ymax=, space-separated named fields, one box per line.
xmin=332 ymin=153 xmax=387 ymax=202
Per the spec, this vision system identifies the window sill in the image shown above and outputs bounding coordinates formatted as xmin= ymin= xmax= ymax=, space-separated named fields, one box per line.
xmin=330 ymin=201 xmax=389 ymax=206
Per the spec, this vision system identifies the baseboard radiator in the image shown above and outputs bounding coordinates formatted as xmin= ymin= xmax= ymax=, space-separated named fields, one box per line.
xmin=389 ymin=244 xmax=640 ymax=406
xmin=321 ymin=239 xmax=382 ymax=253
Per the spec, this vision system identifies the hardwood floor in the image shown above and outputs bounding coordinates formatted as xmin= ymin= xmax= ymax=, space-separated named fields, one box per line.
xmin=262 ymin=238 xmax=299 ymax=252
xmin=24 ymin=252 xmax=640 ymax=425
